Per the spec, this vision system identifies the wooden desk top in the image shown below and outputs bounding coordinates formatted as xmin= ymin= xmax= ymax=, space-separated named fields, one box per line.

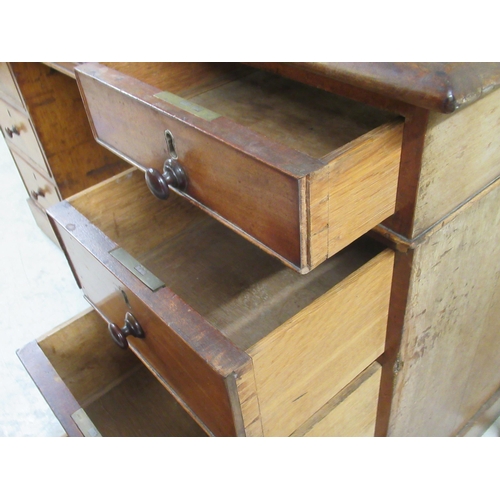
xmin=252 ymin=62 xmax=500 ymax=113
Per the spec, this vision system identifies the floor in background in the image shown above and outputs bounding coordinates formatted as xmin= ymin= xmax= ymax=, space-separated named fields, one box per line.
xmin=0 ymin=133 xmax=498 ymax=438
xmin=0 ymin=135 xmax=88 ymax=437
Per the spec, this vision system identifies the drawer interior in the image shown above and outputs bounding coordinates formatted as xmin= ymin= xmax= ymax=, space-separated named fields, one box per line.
xmin=36 ymin=309 xmax=206 ymax=437
xmin=103 ymin=62 xmax=396 ymax=160
xmin=69 ymin=168 xmax=385 ymax=352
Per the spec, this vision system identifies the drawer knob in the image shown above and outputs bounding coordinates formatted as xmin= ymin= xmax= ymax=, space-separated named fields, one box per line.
xmin=145 ymin=158 xmax=187 ymax=200
xmin=145 ymin=130 xmax=187 ymax=200
xmin=30 ymin=188 xmax=45 ymax=200
xmin=5 ymin=125 xmax=20 ymax=138
xmin=108 ymin=312 xmax=145 ymax=349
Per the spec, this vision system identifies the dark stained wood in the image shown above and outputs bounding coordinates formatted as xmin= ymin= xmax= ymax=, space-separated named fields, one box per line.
xmin=380 ymin=107 xmax=430 ymax=238
xmin=244 ymin=62 xmax=416 ymax=118
xmin=17 ymin=340 xmax=83 ymax=437
xmin=374 ymin=249 xmax=414 ymax=437
xmin=76 ymin=63 xmax=305 ymax=267
xmin=48 ymin=200 xmax=253 ymax=437
xmin=9 ymin=62 xmax=129 ymax=198
xmin=76 ymin=62 xmax=400 ymax=270
xmin=272 ymin=62 xmax=500 ymax=113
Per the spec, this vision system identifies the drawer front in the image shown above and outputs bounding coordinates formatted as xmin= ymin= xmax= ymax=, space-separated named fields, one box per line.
xmin=49 ymin=202 xmax=251 ymax=437
xmin=292 ymin=362 xmax=382 ymax=437
xmin=0 ymin=63 xmax=23 ymax=107
xmin=12 ymin=150 xmax=60 ymax=209
xmin=0 ymin=98 xmax=49 ymax=175
xmin=76 ymin=63 xmax=402 ymax=273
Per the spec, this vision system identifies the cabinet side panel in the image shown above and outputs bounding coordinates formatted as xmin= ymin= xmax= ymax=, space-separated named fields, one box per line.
xmin=413 ymin=87 xmax=500 ymax=236
xmin=390 ymin=178 xmax=500 ymax=436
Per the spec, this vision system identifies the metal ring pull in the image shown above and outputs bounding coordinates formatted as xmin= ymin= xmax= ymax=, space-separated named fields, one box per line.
xmin=145 ymin=130 xmax=187 ymax=200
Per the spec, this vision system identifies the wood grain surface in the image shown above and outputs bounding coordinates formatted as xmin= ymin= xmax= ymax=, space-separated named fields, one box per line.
xmin=389 ymin=177 xmax=500 ymax=436
xmin=413 ymin=87 xmax=500 ymax=237
xmin=248 ymin=249 xmax=394 ymax=436
xmin=292 ymin=362 xmax=382 ymax=437
xmin=10 ymin=62 xmax=129 ymax=198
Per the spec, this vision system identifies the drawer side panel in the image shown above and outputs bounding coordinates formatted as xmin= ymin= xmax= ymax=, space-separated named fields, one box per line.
xmin=248 ymin=249 xmax=394 ymax=436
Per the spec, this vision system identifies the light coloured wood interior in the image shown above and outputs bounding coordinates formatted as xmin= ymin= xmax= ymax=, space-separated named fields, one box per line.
xmin=292 ymin=362 xmax=382 ymax=437
xmin=69 ymin=168 xmax=385 ymax=351
xmin=103 ymin=62 xmax=395 ymax=159
xmin=38 ymin=308 xmax=205 ymax=437
xmin=248 ymin=249 xmax=393 ymax=436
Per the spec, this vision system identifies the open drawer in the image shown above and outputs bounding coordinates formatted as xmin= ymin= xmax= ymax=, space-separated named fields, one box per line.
xmin=17 ymin=309 xmax=206 ymax=437
xmin=75 ymin=62 xmax=403 ymax=273
xmin=47 ymin=168 xmax=394 ymax=436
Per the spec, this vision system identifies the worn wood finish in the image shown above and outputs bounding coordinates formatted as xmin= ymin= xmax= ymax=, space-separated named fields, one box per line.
xmin=308 ymin=121 xmax=402 ymax=268
xmin=0 ymin=97 xmax=48 ymax=173
xmin=9 ymin=62 xmax=129 ymax=198
xmin=0 ymin=62 xmax=24 ymax=107
xmin=412 ymin=87 xmax=500 ymax=237
xmin=76 ymin=62 xmax=400 ymax=271
xmin=389 ymin=177 xmax=500 ymax=436
xmin=292 ymin=362 xmax=382 ymax=437
xmin=277 ymin=62 xmax=500 ymax=113
xmin=77 ymin=63 xmax=303 ymax=267
xmin=104 ymin=62 xmax=255 ymax=99
xmin=190 ymin=69 xmax=394 ymax=159
xmin=50 ymin=206 xmax=247 ymax=436
xmin=248 ymin=249 xmax=394 ymax=436
xmin=244 ymin=62 xmax=416 ymax=118
xmin=48 ymin=167 xmax=391 ymax=436
xmin=22 ymin=308 xmax=206 ymax=437
xmin=11 ymin=148 xmax=60 ymax=210
xmin=84 ymin=366 xmax=206 ymax=437
xmin=37 ymin=308 xmax=138 ymax=405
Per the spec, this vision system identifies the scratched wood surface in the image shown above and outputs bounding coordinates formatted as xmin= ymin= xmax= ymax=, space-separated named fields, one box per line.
xmin=389 ymin=177 xmax=500 ymax=436
xmin=412 ymin=87 xmax=500 ymax=237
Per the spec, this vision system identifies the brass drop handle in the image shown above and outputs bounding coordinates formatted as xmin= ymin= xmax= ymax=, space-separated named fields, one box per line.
xmin=30 ymin=188 xmax=45 ymax=200
xmin=5 ymin=125 xmax=20 ymax=138
xmin=108 ymin=312 xmax=145 ymax=349
xmin=145 ymin=130 xmax=187 ymax=200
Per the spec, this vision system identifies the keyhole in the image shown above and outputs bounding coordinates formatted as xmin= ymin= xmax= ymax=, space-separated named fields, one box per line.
xmin=165 ymin=130 xmax=178 ymax=159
